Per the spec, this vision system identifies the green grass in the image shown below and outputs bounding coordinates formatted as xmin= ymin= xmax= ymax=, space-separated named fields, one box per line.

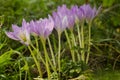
xmin=93 ymin=70 xmax=120 ymax=80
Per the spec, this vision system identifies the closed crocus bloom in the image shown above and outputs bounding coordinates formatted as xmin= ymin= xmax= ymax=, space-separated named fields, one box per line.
xmin=52 ymin=4 xmax=75 ymax=33
xmin=71 ymin=5 xmax=85 ymax=23
xmin=30 ymin=15 xmax=54 ymax=39
xmin=80 ymin=4 xmax=100 ymax=22
xmin=58 ymin=5 xmax=75 ymax=29
xmin=52 ymin=5 xmax=69 ymax=34
xmin=57 ymin=5 xmax=69 ymax=18
xmin=6 ymin=19 xmax=30 ymax=45
xmin=52 ymin=12 xmax=68 ymax=35
xmin=29 ymin=20 xmax=39 ymax=36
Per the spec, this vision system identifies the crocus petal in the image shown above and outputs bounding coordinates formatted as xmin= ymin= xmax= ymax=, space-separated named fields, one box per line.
xmin=67 ymin=11 xmax=75 ymax=29
xmin=5 ymin=32 xmax=19 ymax=40
xmin=52 ymin=12 xmax=62 ymax=32
xmin=47 ymin=15 xmax=54 ymax=31
xmin=12 ymin=24 xmax=21 ymax=33
xmin=22 ymin=19 xmax=27 ymax=28
xmin=61 ymin=16 xmax=68 ymax=29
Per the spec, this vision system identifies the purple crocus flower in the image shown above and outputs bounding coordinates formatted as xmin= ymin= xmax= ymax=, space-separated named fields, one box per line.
xmin=30 ymin=15 xmax=54 ymax=39
xmin=80 ymin=4 xmax=101 ymax=22
xmin=52 ymin=5 xmax=68 ymax=34
xmin=52 ymin=5 xmax=75 ymax=33
xmin=71 ymin=5 xmax=85 ymax=23
xmin=5 ymin=19 xmax=30 ymax=45
xmin=71 ymin=4 xmax=101 ymax=23
xmin=67 ymin=9 xmax=75 ymax=29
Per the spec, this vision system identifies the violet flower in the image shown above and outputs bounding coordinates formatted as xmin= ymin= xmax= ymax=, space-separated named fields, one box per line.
xmin=71 ymin=5 xmax=85 ymax=23
xmin=30 ymin=15 xmax=54 ymax=39
xmin=67 ymin=9 xmax=75 ymax=29
xmin=71 ymin=4 xmax=101 ymax=23
xmin=80 ymin=4 xmax=101 ymax=22
xmin=52 ymin=5 xmax=75 ymax=33
xmin=5 ymin=19 xmax=30 ymax=45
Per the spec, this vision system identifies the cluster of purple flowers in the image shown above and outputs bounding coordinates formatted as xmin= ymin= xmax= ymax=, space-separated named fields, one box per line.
xmin=6 ymin=4 xmax=100 ymax=45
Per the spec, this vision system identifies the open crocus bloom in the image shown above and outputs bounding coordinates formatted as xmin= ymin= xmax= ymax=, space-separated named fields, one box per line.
xmin=6 ymin=19 xmax=30 ymax=45
xmin=30 ymin=15 xmax=54 ymax=39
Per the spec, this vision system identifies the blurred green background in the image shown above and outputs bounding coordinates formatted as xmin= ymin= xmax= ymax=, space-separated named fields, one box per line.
xmin=0 ymin=0 xmax=120 ymax=80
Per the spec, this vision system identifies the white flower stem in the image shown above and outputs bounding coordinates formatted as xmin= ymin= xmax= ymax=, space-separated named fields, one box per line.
xmin=41 ymin=39 xmax=51 ymax=79
xmin=81 ymin=22 xmax=85 ymax=62
xmin=58 ymin=32 xmax=61 ymax=79
xmin=64 ymin=30 xmax=75 ymax=62
xmin=86 ymin=22 xmax=92 ymax=64
xmin=47 ymin=38 xmax=57 ymax=70
xmin=28 ymin=46 xmax=43 ymax=78
xmin=76 ymin=23 xmax=82 ymax=61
